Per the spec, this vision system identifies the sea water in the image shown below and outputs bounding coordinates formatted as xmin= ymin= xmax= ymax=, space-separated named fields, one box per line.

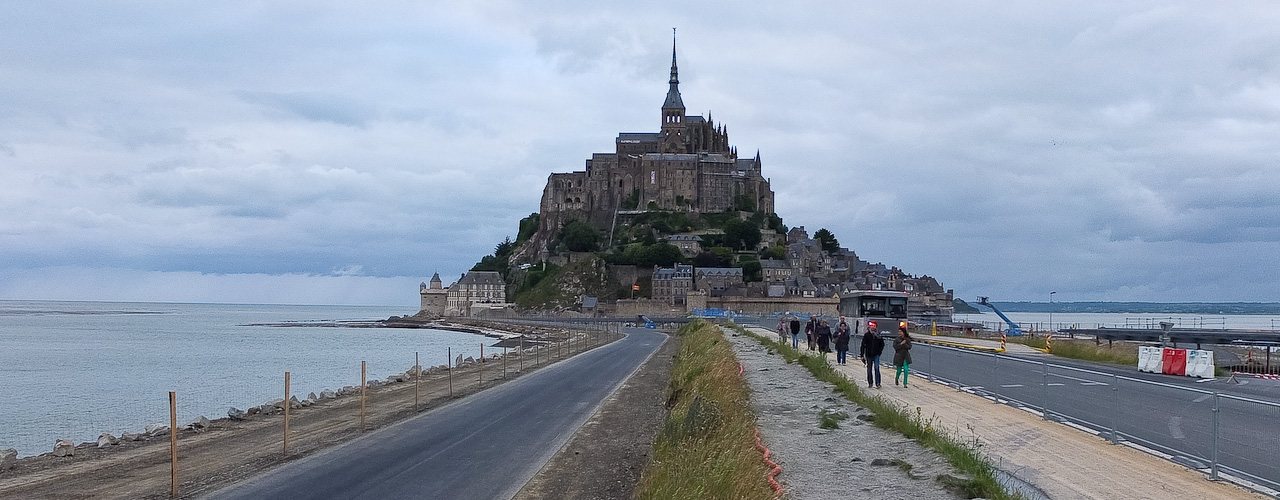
xmin=0 ymin=300 xmax=493 ymax=457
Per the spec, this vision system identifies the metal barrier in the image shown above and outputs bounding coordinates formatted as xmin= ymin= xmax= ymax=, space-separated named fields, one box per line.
xmin=919 ymin=343 xmax=1280 ymax=495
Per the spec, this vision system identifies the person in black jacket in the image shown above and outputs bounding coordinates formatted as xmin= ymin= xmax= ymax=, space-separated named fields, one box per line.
xmin=859 ymin=324 xmax=886 ymax=388
xmin=788 ymin=316 xmax=801 ymax=349
xmin=815 ymin=320 xmax=832 ymax=354
xmin=805 ymin=315 xmax=819 ymax=351
xmin=833 ymin=317 xmax=851 ymax=365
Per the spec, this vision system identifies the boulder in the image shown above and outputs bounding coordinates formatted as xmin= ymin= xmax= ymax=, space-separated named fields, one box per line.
xmin=53 ymin=439 xmax=75 ymax=457
xmin=463 ymin=356 xmax=475 ymax=366
xmin=120 ymin=432 xmax=144 ymax=442
xmin=145 ymin=423 xmax=169 ymax=437
xmin=228 ymin=407 xmax=247 ymax=420
xmin=1 ymin=448 xmax=17 ymax=470
xmin=319 ymin=390 xmax=337 ymax=400
xmin=190 ymin=416 xmax=211 ymax=433
xmin=267 ymin=398 xmax=285 ymax=409
xmin=96 ymin=432 xmax=119 ymax=448
xmin=289 ymin=396 xmax=301 ymax=409
xmin=245 ymin=406 xmax=261 ymax=416
xmin=307 ymin=392 xmax=318 ymax=402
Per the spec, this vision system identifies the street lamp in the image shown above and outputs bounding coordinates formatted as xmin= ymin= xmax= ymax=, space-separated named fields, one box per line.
xmin=1048 ymin=291 xmax=1057 ymax=334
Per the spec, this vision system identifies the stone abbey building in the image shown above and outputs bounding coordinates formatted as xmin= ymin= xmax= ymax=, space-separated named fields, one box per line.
xmin=533 ymin=36 xmax=776 ymax=238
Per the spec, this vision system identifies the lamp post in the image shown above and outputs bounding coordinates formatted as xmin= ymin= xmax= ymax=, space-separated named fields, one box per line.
xmin=1048 ymin=291 xmax=1057 ymax=334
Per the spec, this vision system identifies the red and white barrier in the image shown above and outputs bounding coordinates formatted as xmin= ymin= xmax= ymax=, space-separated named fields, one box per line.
xmin=1138 ymin=346 xmax=1214 ymax=378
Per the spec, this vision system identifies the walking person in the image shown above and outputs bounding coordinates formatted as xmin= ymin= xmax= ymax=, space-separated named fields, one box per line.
xmin=789 ymin=315 xmax=801 ymax=349
xmin=805 ymin=315 xmax=819 ymax=351
xmin=894 ymin=326 xmax=914 ymax=387
xmin=816 ymin=320 xmax=832 ymax=356
xmin=834 ymin=317 xmax=851 ymax=365
xmin=860 ymin=323 xmax=885 ymax=388
xmin=776 ymin=316 xmax=788 ymax=343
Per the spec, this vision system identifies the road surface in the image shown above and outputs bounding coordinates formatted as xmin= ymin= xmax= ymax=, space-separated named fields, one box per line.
xmin=912 ymin=342 xmax=1280 ymax=490
xmin=204 ymin=328 xmax=666 ymax=500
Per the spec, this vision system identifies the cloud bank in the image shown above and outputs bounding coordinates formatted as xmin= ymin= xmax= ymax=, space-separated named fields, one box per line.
xmin=2 ymin=1 xmax=1279 ymax=304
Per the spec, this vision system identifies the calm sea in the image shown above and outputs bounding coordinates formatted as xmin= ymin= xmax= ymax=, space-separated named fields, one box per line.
xmin=955 ymin=311 xmax=1280 ymax=332
xmin=0 ymin=300 xmax=492 ymax=457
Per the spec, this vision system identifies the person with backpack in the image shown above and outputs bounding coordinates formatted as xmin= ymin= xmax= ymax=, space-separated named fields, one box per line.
xmin=833 ymin=317 xmax=852 ymax=365
xmin=894 ymin=326 xmax=914 ymax=387
xmin=859 ymin=323 xmax=886 ymax=388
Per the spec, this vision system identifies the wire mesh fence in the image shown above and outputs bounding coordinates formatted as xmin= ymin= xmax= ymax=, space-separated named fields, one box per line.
xmin=916 ymin=343 xmax=1280 ymax=494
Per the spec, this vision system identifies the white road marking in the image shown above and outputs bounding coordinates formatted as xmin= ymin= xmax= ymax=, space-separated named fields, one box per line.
xmin=1050 ymin=372 xmax=1110 ymax=385
xmin=1000 ymin=384 xmax=1024 ymax=388
xmin=1169 ymin=416 xmax=1185 ymax=439
xmin=1079 ymin=381 xmax=1109 ymax=386
xmin=1047 ymin=383 xmax=1066 ymax=386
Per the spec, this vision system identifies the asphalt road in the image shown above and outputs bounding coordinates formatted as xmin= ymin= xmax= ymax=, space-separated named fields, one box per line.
xmin=911 ymin=343 xmax=1280 ymax=490
xmin=203 ymin=328 xmax=667 ymax=500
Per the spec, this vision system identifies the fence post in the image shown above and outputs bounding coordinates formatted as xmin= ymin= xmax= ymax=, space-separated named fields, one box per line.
xmin=503 ymin=346 xmax=507 ymax=379
xmin=1042 ymin=361 xmax=1050 ymax=420
xmin=992 ymin=352 xmax=1000 ymax=401
xmin=414 ymin=352 xmax=420 ymax=412
xmin=1109 ymin=374 xmax=1119 ymax=444
xmin=520 ymin=336 xmax=524 ymax=372
xmin=480 ymin=343 xmax=484 ymax=388
xmin=927 ymin=344 xmax=933 ymax=383
xmin=1211 ymin=393 xmax=1220 ymax=481
xmin=361 ymin=361 xmax=367 ymax=432
xmin=284 ymin=371 xmax=291 ymax=455
xmin=169 ymin=391 xmax=178 ymax=499
xmin=447 ymin=347 xmax=453 ymax=398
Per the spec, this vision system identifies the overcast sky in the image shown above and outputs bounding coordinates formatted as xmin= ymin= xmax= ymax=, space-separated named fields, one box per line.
xmin=2 ymin=1 xmax=1279 ymax=307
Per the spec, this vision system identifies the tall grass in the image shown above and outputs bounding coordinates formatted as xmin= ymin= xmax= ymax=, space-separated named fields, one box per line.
xmin=730 ymin=324 xmax=1021 ymax=500
xmin=1008 ymin=336 xmax=1139 ymax=366
xmin=634 ymin=320 xmax=776 ymax=500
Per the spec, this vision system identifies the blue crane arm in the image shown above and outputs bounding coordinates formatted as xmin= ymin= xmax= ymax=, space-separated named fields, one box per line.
xmin=976 ymin=297 xmax=1023 ymax=336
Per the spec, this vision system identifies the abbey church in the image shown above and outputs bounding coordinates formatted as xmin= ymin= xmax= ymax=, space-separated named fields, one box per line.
xmin=532 ymin=35 xmax=776 ymax=239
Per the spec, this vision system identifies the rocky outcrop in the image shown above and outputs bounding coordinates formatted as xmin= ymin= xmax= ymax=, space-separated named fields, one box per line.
xmin=1 ymin=448 xmax=17 ymax=470
xmin=53 ymin=439 xmax=75 ymax=457
xmin=96 ymin=432 xmax=119 ymax=448
xmin=190 ymin=416 xmax=211 ymax=433
xmin=228 ymin=407 xmax=247 ymax=420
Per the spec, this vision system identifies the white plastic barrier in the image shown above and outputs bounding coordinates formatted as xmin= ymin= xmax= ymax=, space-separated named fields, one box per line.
xmin=1137 ymin=346 xmax=1154 ymax=373
xmin=1136 ymin=346 xmax=1215 ymax=378
xmin=1187 ymin=349 xmax=1215 ymax=378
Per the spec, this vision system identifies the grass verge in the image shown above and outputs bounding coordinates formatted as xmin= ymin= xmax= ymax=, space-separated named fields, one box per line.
xmin=634 ymin=320 xmax=776 ymax=500
xmin=731 ymin=324 xmax=1020 ymax=500
xmin=1007 ymin=335 xmax=1139 ymax=365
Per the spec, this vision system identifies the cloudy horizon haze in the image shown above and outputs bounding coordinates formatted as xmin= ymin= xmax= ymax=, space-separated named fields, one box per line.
xmin=3 ymin=1 xmax=1279 ymax=307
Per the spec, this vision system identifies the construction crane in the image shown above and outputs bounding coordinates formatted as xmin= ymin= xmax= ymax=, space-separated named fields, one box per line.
xmin=976 ymin=296 xmax=1024 ymax=336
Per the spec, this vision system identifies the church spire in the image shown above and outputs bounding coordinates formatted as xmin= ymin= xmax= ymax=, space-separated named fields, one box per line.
xmin=662 ymin=28 xmax=684 ymax=110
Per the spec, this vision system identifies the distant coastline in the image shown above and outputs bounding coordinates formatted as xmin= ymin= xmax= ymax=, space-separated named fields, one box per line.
xmin=988 ymin=301 xmax=1280 ymax=315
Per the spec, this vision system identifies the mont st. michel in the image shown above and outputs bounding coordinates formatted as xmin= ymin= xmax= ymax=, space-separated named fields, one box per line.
xmin=419 ymin=36 xmax=955 ymax=321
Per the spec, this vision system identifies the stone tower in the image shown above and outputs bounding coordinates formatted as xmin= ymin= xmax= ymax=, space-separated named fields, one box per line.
xmin=659 ymin=30 xmax=685 ymax=153
xmin=418 ymin=272 xmax=447 ymax=317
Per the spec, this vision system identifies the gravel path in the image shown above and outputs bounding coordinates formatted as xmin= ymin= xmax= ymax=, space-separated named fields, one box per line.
xmin=723 ymin=327 xmax=968 ymax=500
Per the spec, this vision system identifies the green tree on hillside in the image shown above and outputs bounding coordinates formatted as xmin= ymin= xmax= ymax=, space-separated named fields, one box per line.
xmin=814 ymin=228 xmax=840 ymax=253
xmin=723 ymin=219 xmax=762 ymax=251
xmin=560 ymin=220 xmax=602 ymax=252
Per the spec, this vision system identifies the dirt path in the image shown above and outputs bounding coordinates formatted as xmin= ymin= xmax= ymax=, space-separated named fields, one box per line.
xmin=0 ymin=329 xmax=614 ymax=500
xmin=513 ymin=331 xmax=677 ymax=500
xmin=729 ymin=327 xmax=968 ymax=500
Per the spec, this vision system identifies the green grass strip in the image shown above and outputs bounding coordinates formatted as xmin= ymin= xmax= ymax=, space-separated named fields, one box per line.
xmin=731 ymin=324 xmax=1021 ymax=500
xmin=635 ymin=320 xmax=776 ymax=500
